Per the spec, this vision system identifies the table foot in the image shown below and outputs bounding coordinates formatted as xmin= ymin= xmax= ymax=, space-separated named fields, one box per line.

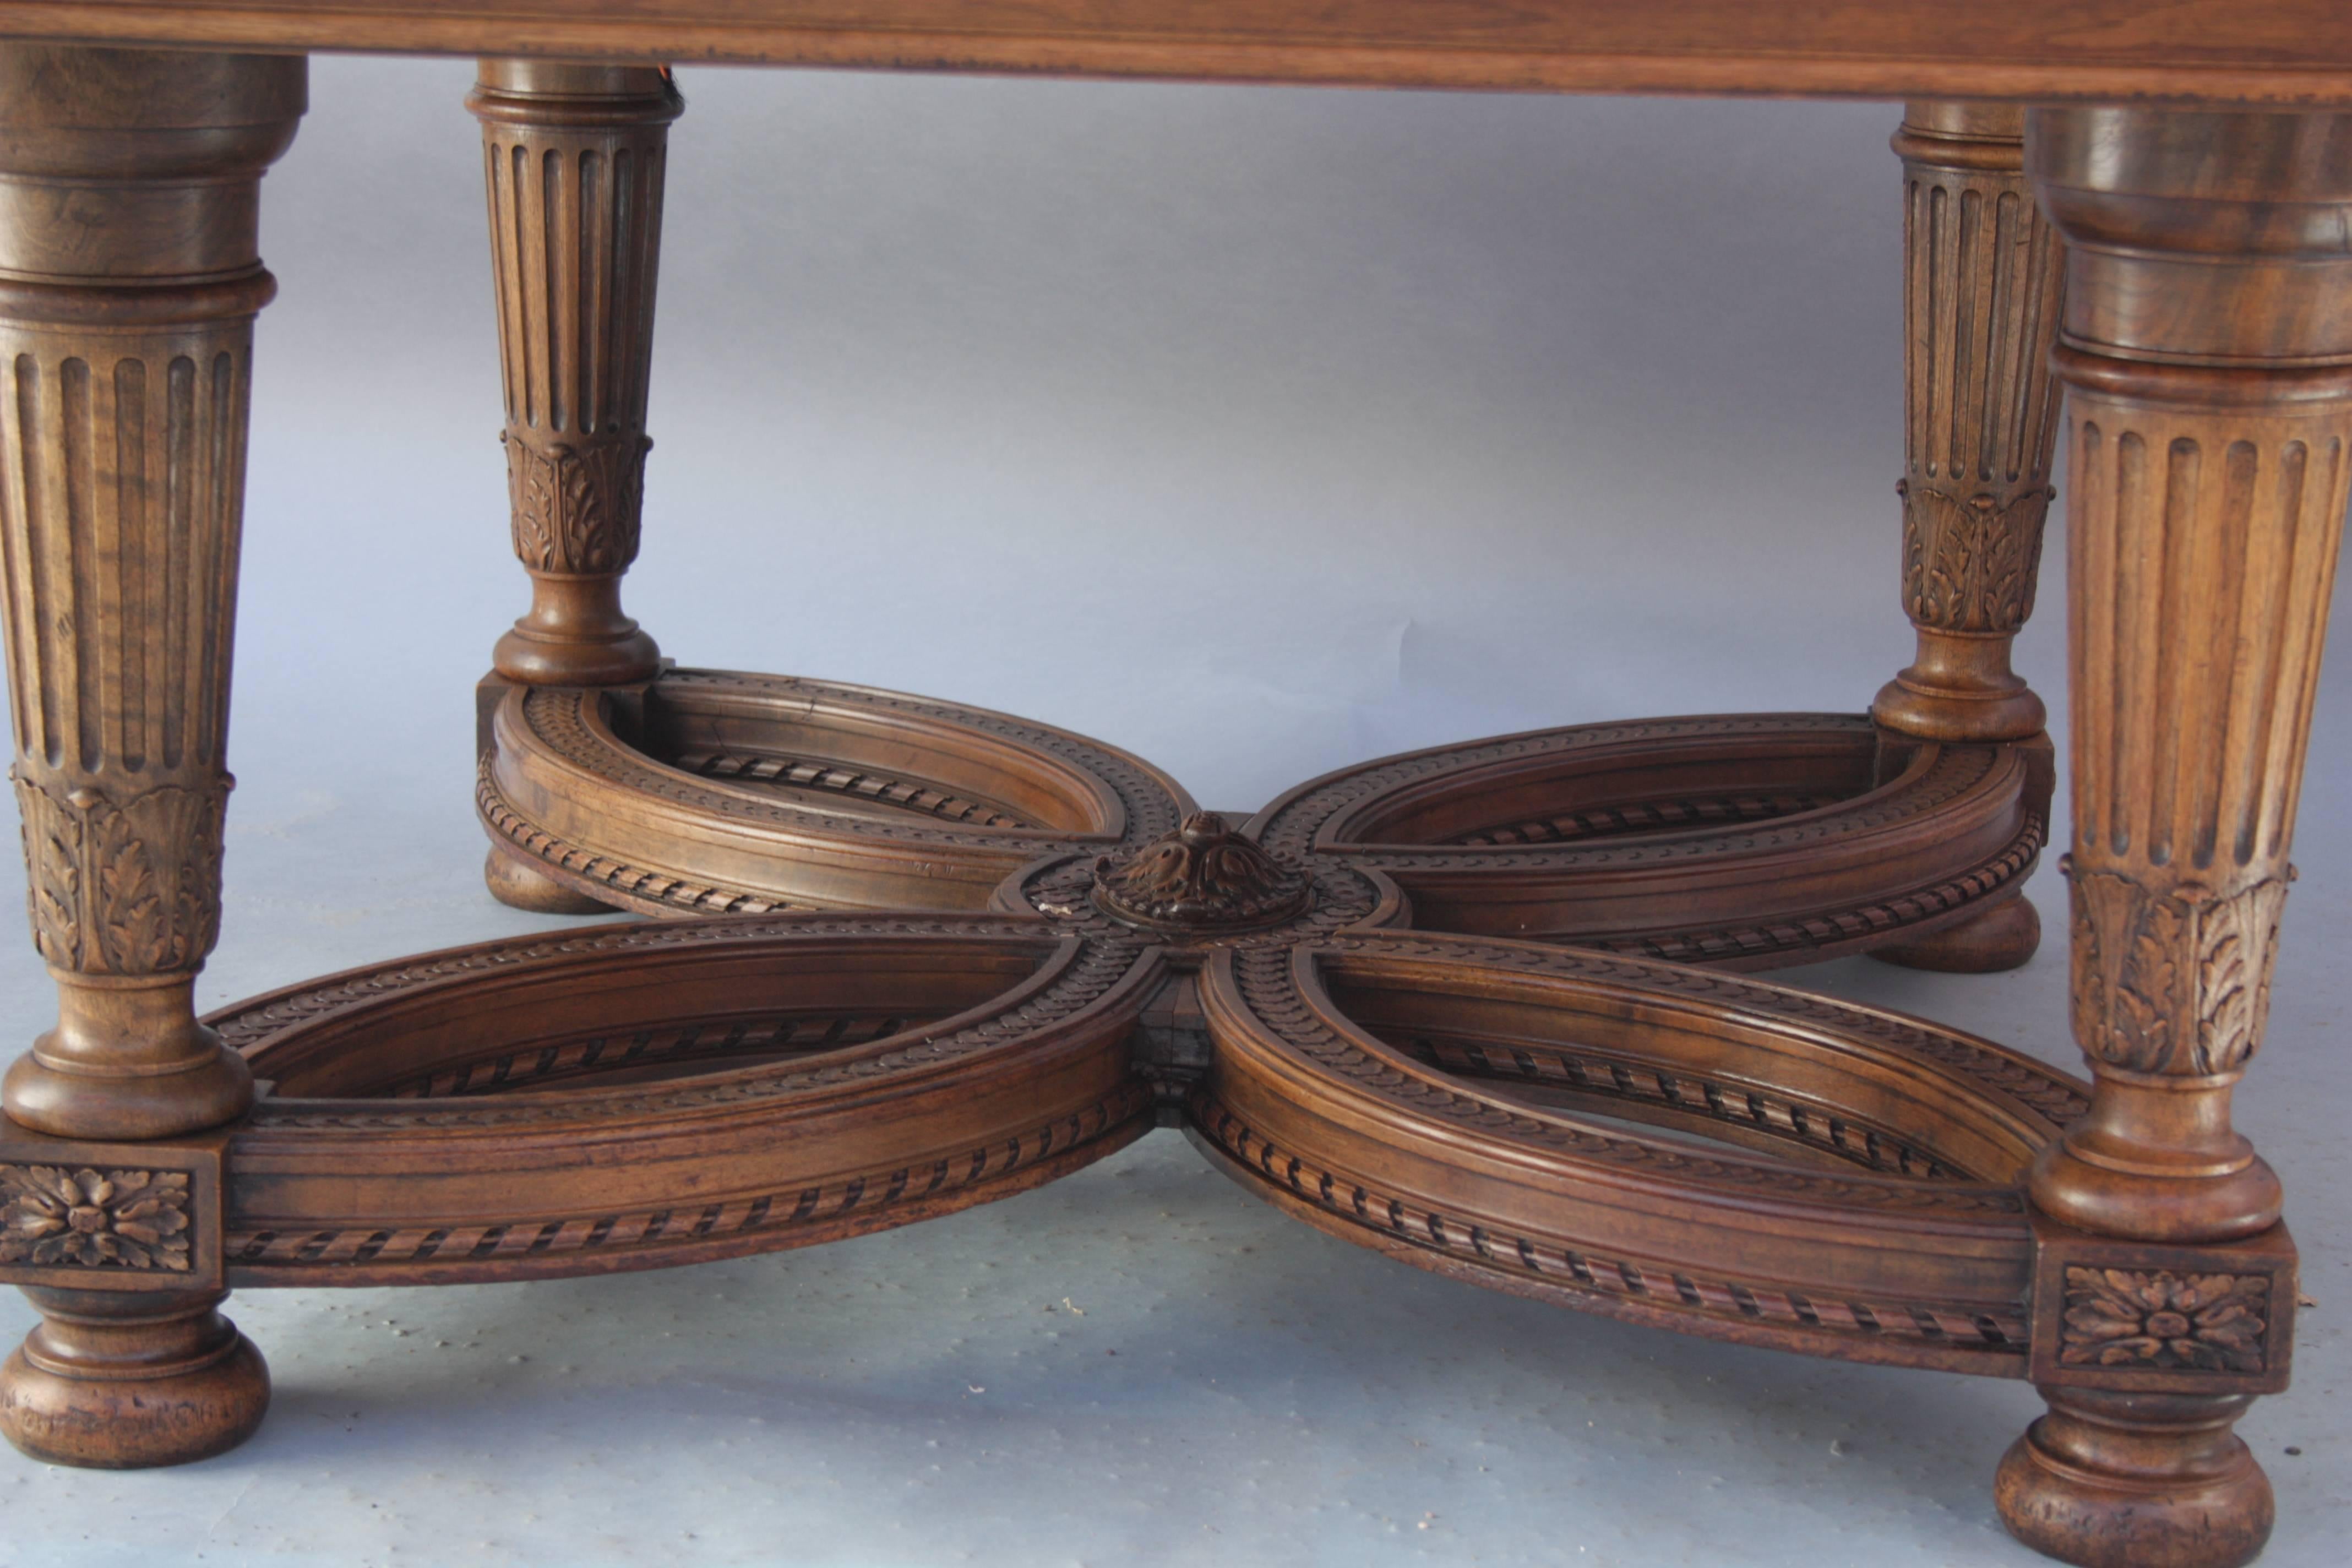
xmin=484 ymin=842 xmax=613 ymax=914
xmin=0 ymin=1287 xmax=267 ymax=1469
xmin=1997 ymin=1391 xmax=2272 ymax=1568
xmin=1870 ymin=889 xmax=2040 ymax=972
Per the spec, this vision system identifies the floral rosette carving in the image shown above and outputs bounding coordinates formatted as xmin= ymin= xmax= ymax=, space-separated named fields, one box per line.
xmin=1094 ymin=813 xmax=1311 ymax=933
xmin=2059 ymin=1267 xmax=2267 ymax=1373
xmin=0 ymin=1165 xmax=193 ymax=1271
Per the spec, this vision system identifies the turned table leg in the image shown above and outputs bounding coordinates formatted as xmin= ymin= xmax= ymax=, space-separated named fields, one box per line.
xmin=1996 ymin=108 xmax=2352 ymax=1568
xmin=0 ymin=45 xmax=303 ymax=1465
xmin=1872 ymin=100 xmax=2064 ymax=974
xmin=470 ymin=61 xmax=678 ymax=912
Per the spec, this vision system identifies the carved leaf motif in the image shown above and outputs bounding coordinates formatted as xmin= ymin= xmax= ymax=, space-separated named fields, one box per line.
xmin=1901 ymin=482 xmax=2052 ymax=634
xmin=2116 ymin=892 xmax=2187 ymax=1069
xmin=2071 ymin=872 xmax=2181 ymax=1073
xmin=95 ymin=817 xmax=164 ymax=967
xmin=505 ymin=434 xmax=560 ymax=571
xmin=92 ymin=786 xmax=226 ymax=972
xmin=11 ymin=771 xmax=84 ymax=968
xmin=2068 ymin=876 xmax=2103 ymax=1053
xmin=0 ymin=1163 xmax=192 ymax=1271
xmin=2196 ymin=879 xmax=2289 ymax=1075
xmin=2058 ymin=1266 xmax=2268 ymax=1373
xmin=6 ymin=777 xmax=227 ymax=976
xmin=2071 ymin=873 xmax=2291 ymax=1077
xmin=503 ymin=435 xmax=649 ymax=575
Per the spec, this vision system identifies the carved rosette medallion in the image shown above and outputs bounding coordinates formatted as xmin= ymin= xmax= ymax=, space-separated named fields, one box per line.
xmin=2057 ymin=1266 xmax=2268 ymax=1373
xmin=1898 ymin=480 xmax=2053 ymax=634
xmin=503 ymin=434 xmax=652 ymax=575
xmin=0 ymin=1164 xmax=192 ymax=1272
xmin=10 ymin=772 xmax=230 ymax=975
xmin=1094 ymin=813 xmax=1311 ymax=934
xmin=2069 ymin=871 xmax=2289 ymax=1077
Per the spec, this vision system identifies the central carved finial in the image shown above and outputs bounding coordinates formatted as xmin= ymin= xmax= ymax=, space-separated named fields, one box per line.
xmin=1093 ymin=813 xmax=1311 ymax=933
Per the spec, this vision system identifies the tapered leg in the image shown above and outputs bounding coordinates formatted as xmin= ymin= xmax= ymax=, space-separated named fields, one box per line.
xmin=472 ymin=60 xmax=674 ymax=688
xmin=1996 ymin=106 xmax=2352 ymax=1568
xmin=470 ymin=60 xmax=679 ymax=913
xmin=0 ymin=43 xmax=301 ymax=1466
xmin=1871 ymin=101 xmax=2065 ymax=974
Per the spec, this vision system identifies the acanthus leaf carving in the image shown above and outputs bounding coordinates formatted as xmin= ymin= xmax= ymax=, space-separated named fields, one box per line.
xmin=14 ymin=773 xmax=85 ymax=971
xmin=2194 ymin=878 xmax=2289 ymax=1076
xmin=2069 ymin=872 xmax=2289 ymax=1077
xmin=9 ymin=771 xmax=228 ymax=975
xmin=503 ymin=433 xmax=650 ymax=576
xmin=1899 ymin=480 xmax=2054 ymax=635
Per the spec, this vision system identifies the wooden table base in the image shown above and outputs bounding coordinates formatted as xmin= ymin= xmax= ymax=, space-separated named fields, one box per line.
xmin=0 ymin=45 xmax=2337 ymax=1568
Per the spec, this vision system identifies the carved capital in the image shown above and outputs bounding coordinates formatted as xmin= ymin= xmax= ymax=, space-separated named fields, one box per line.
xmin=2068 ymin=871 xmax=2288 ymax=1079
xmin=502 ymin=433 xmax=651 ymax=576
xmin=1898 ymin=480 xmax=2052 ymax=634
xmin=11 ymin=772 xmax=229 ymax=976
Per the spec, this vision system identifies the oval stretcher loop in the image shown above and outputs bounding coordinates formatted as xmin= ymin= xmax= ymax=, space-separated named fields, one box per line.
xmin=215 ymin=913 xmax=1161 ymax=1287
xmin=1190 ymin=925 xmax=2089 ymax=1376
xmin=1249 ymin=712 xmax=2048 ymax=968
xmin=479 ymin=667 xmax=1195 ymax=917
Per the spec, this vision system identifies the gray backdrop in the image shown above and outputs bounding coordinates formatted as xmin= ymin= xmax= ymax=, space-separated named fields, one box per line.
xmin=0 ymin=55 xmax=2343 ymax=1568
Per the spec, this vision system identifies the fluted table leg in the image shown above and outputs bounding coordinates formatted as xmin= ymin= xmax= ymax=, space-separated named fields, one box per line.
xmin=470 ymin=60 xmax=679 ymax=912
xmin=0 ymin=43 xmax=302 ymax=1467
xmin=1872 ymin=100 xmax=2065 ymax=974
xmin=1996 ymin=107 xmax=2351 ymax=1568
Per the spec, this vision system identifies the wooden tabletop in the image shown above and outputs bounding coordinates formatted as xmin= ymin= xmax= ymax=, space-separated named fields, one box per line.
xmin=0 ymin=2 xmax=2348 ymax=105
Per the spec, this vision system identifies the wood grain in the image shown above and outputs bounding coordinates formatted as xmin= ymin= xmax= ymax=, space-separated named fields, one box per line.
xmin=4 ymin=3 xmax=2352 ymax=104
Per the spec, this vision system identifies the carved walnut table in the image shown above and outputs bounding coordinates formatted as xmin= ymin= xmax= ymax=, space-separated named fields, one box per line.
xmin=0 ymin=7 xmax=2343 ymax=1567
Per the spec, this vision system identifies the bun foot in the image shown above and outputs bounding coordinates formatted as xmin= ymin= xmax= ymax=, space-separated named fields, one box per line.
xmin=483 ymin=843 xmax=611 ymax=915
xmin=1996 ymin=1390 xmax=2273 ymax=1568
xmin=1 ymin=1288 xmax=269 ymax=1469
xmin=1871 ymin=890 xmax=2039 ymax=973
